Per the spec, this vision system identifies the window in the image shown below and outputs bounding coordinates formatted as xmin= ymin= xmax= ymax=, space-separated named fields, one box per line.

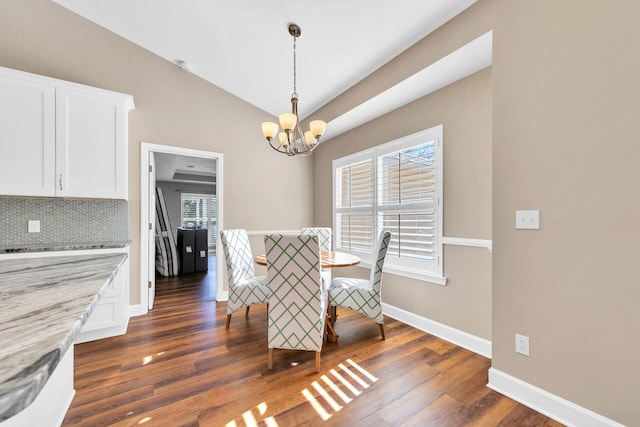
xmin=181 ymin=193 xmax=217 ymax=249
xmin=333 ymin=125 xmax=444 ymax=283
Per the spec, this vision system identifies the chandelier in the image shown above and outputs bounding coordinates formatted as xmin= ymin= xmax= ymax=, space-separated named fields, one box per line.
xmin=261 ymin=24 xmax=326 ymax=156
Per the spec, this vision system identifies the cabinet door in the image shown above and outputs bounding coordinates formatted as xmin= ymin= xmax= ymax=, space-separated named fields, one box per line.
xmin=56 ymin=88 xmax=127 ymax=199
xmin=76 ymin=254 xmax=130 ymax=343
xmin=0 ymin=74 xmax=55 ymax=196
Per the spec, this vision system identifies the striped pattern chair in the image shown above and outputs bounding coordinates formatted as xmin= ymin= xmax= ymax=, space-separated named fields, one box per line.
xmin=264 ymin=234 xmax=327 ymax=372
xmin=301 ymin=227 xmax=332 ymax=287
xmin=329 ymin=230 xmax=391 ymax=340
xmin=220 ymin=229 xmax=270 ymax=329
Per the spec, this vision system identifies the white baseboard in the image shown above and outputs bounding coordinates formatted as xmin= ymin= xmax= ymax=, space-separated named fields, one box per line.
xmin=382 ymin=302 xmax=492 ymax=358
xmin=129 ymin=304 xmax=147 ymax=317
xmin=75 ymin=321 xmax=128 ymax=344
xmin=488 ymin=368 xmax=626 ymax=427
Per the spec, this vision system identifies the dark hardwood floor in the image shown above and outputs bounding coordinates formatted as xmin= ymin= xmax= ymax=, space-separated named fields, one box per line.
xmin=63 ymin=264 xmax=563 ymax=426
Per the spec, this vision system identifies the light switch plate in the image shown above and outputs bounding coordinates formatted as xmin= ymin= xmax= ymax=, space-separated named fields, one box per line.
xmin=28 ymin=220 xmax=41 ymax=233
xmin=516 ymin=210 xmax=539 ymax=229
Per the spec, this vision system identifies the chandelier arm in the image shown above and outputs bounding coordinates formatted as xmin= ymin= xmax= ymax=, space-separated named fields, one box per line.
xmin=268 ymin=136 xmax=292 ymax=155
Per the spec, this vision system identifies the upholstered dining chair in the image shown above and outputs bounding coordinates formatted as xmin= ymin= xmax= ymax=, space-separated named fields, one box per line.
xmin=301 ymin=227 xmax=332 ymax=286
xmin=329 ymin=230 xmax=392 ymax=340
xmin=264 ymin=234 xmax=327 ymax=372
xmin=219 ymin=229 xmax=270 ymax=329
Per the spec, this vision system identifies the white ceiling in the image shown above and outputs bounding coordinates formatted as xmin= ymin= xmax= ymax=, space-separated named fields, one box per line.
xmin=52 ymin=0 xmax=479 ymax=121
xmin=154 ymin=153 xmax=215 ymax=184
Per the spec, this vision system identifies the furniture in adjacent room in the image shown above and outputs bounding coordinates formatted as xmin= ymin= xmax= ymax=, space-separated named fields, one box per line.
xmin=194 ymin=229 xmax=209 ymax=272
xmin=155 ymin=187 xmax=179 ymax=277
xmin=219 ymin=229 xmax=270 ymax=329
xmin=176 ymin=227 xmax=209 ymax=274
xmin=177 ymin=227 xmax=196 ymax=274
xmin=329 ymin=230 xmax=392 ymax=340
xmin=264 ymin=234 xmax=327 ymax=372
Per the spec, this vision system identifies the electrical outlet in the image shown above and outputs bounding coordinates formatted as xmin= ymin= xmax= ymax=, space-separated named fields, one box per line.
xmin=515 ymin=334 xmax=530 ymax=356
xmin=28 ymin=220 xmax=41 ymax=233
xmin=515 ymin=210 xmax=540 ymax=229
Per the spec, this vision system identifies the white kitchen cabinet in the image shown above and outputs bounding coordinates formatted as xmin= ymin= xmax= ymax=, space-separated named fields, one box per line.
xmin=0 ymin=73 xmax=56 ymax=196
xmin=75 ymin=249 xmax=130 ymax=343
xmin=0 ymin=66 xmax=133 ymax=199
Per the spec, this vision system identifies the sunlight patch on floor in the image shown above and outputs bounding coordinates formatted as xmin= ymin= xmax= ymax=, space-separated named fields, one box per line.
xmin=224 ymin=358 xmax=377 ymax=425
xmin=142 ymin=351 xmax=166 ymax=366
xmin=226 ymin=402 xmax=278 ymax=427
xmin=303 ymin=358 xmax=378 ymax=421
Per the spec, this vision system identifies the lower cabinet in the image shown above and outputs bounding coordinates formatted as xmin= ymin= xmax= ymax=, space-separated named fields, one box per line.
xmin=75 ymin=251 xmax=130 ymax=344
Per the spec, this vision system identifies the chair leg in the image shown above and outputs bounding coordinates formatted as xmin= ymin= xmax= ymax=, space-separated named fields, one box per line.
xmin=315 ymin=351 xmax=321 ymax=373
xmin=379 ymin=323 xmax=385 ymax=340
xmin=245 ymin=306 xmax=250 ymax=318
xmin=330 ymin=306 xmax=337 ymax=325
xmin=268 ymin=348 xmax=273 ymax=370
xmin=225 ymin=314 xmax=231 ymax=329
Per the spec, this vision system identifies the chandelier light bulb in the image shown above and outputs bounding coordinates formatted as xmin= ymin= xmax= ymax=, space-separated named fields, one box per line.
xmin=262 ymin=122 xmax=278 ymax=139
xmin=279 ymin=113 xmax=297 ymax=131
xmin=304 ymin=131 xmax=316 ymax=147
xmin=278 ymin=132 xmax=289 ymax=148
xmin=309 ymin=120 xmax=326 ymax=138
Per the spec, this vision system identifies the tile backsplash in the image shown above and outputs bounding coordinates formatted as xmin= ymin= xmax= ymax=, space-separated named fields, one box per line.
xmin=0 ymin=197 xmax=128 ymax=248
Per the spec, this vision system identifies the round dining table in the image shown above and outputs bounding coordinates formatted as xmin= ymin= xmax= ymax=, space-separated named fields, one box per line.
xmin=255 ymin=250 xmax=360 ymax=343
xmin=254 ymin=250 xmax=361 ymax=268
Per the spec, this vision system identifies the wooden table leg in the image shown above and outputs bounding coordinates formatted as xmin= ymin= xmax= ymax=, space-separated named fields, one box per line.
xmin=326 ymin=319 xmax=339 ymax=343
xmin=326 ymin=301 xmax=339 ymax=342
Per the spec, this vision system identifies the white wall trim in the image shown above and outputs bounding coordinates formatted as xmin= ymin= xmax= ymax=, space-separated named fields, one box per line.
xmin=488 ymin=368 xmax=626 ymax=427
xmin=247 ymin=230 xmax=301 ymax=236
xmin=442 ymin=236 xmax=492 ymax=252
xmin=129 ymin=304 xmax=147 ymax=317
xmin=382 ymin=302 xmax=491 ymax=358
xmin=140 ymin=142 xmax=225 ymax=314
xmin=357 ymin=262 xmax=448 ymax=285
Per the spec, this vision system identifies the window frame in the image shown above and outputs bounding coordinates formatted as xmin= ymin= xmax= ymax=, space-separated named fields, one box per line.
xmin=332 ymin=125 xmax=445 ymax=285
xmin=180 ymin=192 xmax=217 ymax=249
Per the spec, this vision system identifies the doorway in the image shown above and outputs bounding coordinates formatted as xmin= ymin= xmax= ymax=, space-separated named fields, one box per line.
xmin=140 ymin=142 xmax=224 ymax=312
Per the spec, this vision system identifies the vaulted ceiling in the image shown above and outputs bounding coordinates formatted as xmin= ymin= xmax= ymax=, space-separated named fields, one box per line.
xmin=52 ymin=0 xmax=479 ymax=121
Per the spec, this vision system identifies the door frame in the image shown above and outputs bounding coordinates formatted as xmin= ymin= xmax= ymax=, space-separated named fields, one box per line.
xmin=139 ymin=142 xmax=225 ymax=313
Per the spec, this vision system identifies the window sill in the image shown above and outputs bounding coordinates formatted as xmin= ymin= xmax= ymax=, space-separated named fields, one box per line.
xmin=356 ymin=261 xmax=447 ymax=286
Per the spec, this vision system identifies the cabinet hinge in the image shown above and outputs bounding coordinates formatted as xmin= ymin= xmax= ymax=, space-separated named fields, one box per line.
xmin=149 ymin=222 xmax=153 ymax=230
xmin=148 ymin=281 xmax=152 ymax=289
xmin=149 ymin=165 xmax=153 ymax=173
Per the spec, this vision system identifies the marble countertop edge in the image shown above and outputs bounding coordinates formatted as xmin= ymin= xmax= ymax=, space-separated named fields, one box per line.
xmin=0 ymin=241 xmax=131 ymax=253
xmin=0 ymin=253 xmax=128 ymax=421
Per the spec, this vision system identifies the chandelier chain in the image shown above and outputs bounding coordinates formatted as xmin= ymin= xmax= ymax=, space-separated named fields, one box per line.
xmin=292 ymin=32 xmax=298 ymax=98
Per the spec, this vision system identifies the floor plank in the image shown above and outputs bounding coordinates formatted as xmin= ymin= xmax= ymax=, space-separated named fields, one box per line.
xmin=62 ymin=266 xmax=563 ymax=426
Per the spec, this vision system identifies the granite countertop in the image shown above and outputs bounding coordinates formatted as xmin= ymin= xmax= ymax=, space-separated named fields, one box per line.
xmin=0 ymin=253 xmax=128 ymax=421
xmin=0 ymin=241 xmax=130 ymax=254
